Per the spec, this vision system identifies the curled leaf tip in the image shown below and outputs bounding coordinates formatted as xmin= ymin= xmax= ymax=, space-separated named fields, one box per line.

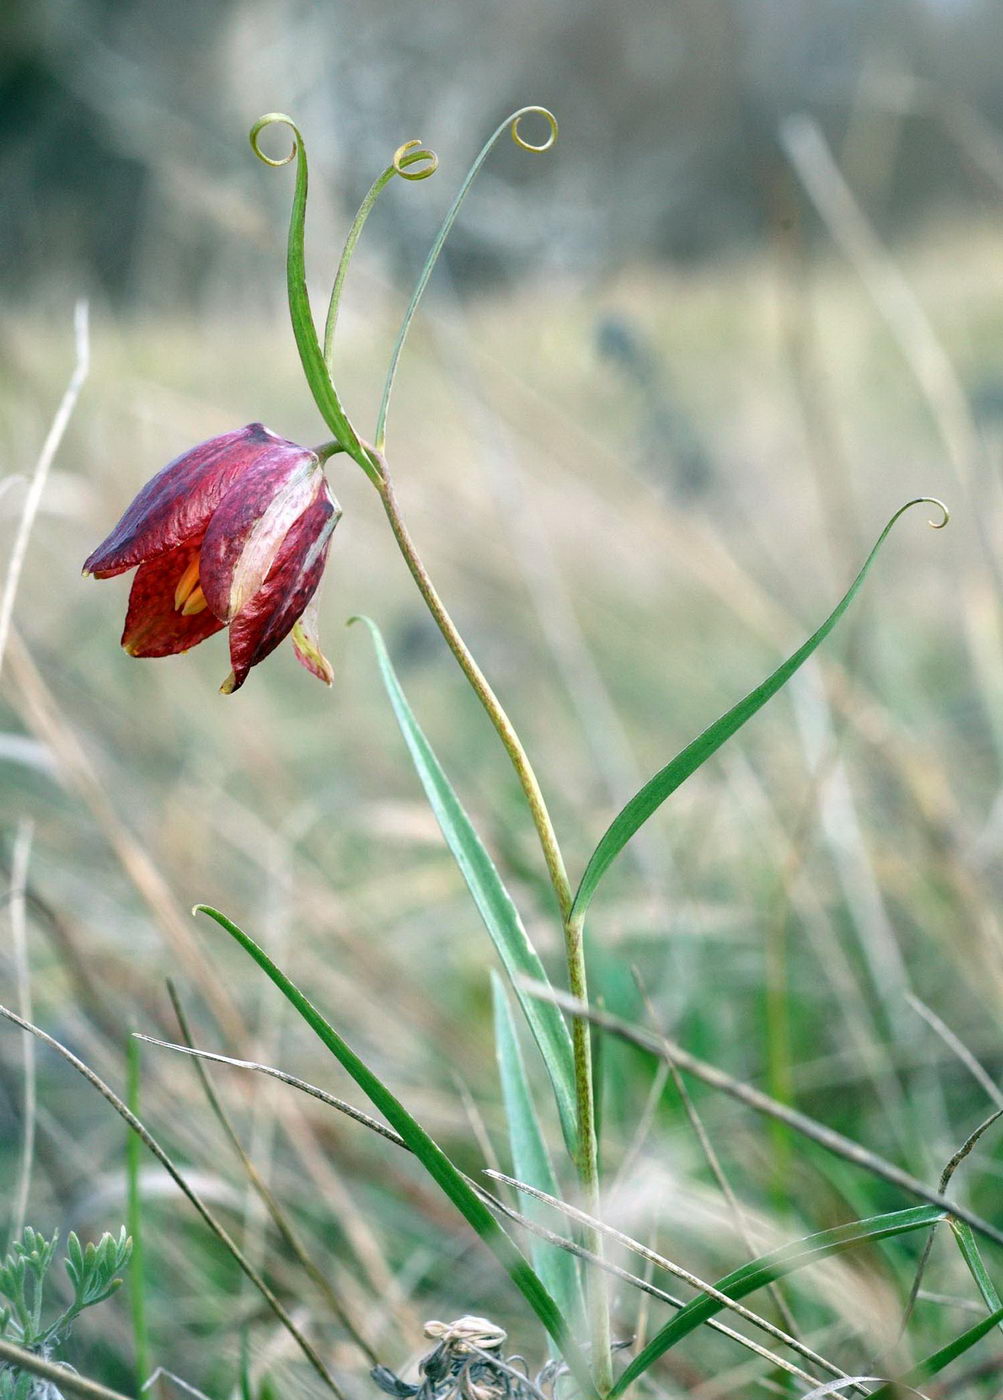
xmin=510 ymin=106 xmax=558 ymax=153
xmin=921 ymin=496 xmax=950 ymax=529
xmin=249 ymin=113 xmax=301 ymax=167
xmin=393 ymin=139 xmax=439 ymax=181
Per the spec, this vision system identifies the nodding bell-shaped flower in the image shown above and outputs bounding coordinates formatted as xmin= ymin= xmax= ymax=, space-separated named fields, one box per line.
xmin=83 ymin=423 xmax=340 ymax=693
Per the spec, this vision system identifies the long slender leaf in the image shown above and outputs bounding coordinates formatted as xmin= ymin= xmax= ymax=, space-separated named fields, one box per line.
xmin=194 ymin=904 xmax=595 ymax=1399
xmin=572 ymin=498 xmax=948 ymax=921
xmin=952 ymin=1221 xmax=1003 ymax=1333
xmin=354 ymin=615 xmax=578 ymax=1155
xmin=491 ymin=974 xmax=584 ymax=1338
xmin=609 ymin=1205 xmax=944 ymax=1397
xmin=868 ymin=1300 xmax=1003 ymax=1398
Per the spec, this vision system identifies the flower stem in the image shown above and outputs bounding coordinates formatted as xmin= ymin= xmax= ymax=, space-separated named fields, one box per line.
xmin=566 ymin=910 xmax=613 ymax=1395
xmin=376 ymin=463 xmax=573 ymax=918
xmin=373 ymin=455 xmax=612 ymax=1392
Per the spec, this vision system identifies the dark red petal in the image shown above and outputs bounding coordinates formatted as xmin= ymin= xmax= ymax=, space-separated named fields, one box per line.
xmin=223 ymin=481 xmax=340 ymax=693
xmin=84 ymin=424 xmax=298 ymax=578
xmin=121 ymin=541 xmax=226 ymax=658
xmin=198 ymin=446 xmax=321 ymax=622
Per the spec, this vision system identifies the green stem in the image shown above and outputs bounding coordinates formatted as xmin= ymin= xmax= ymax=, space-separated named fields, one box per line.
xmin=566 ymin=913 xmax=613 ymax=1395
xmin=374 ymin=456 xmax=612 ymax=1391
xmin=376 ymin=463 xmax=572 ymax=917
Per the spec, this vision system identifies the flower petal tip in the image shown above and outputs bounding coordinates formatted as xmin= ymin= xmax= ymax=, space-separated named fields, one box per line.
xmin=219 ymin=670 xmax=239 ymax=695
xmin=81 ymin=568 xmax=92 ymax=579
xmin=291 ymin=617 xmax=334 ymax=685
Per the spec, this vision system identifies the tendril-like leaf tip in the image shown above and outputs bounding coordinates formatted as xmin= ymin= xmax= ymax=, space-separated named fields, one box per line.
xmin=917 ymin=496 xmax=950 ymax=529
xmin=510 ymin=106 xmax=558 ymax=153
xmin=393 ymin=139 xmax=439 ymax=181
xmin=249 ymin=112 xmax=302 ymax=167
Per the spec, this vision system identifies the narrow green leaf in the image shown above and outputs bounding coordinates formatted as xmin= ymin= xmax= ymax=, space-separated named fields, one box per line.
xmin=573 ymin=498 xmax=949 ymax=921
xmin=868 ymin=1301 xmax=1003 ymax=1398
xmin=609 ymin=1205 xmax=944 ymax=1397
xmin=353 ymin=616 xmax=579 ymax=1157
xmin=249 ymin=114 xmax=378 ymax=485
xmin=492 ymin=973 xmax=584 ymax=1339
xmin=952 ymin=1221 xmax=1003 ymax=1333
xmin=195 ymin=904 xmax=596 ymax=1399
xmin=375 ymin=106 xmax=556 ymax=452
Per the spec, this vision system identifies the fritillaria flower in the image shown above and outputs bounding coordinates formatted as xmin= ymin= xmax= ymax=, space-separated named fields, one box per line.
xmin=83 ymin=423 xmax=341 ymax=693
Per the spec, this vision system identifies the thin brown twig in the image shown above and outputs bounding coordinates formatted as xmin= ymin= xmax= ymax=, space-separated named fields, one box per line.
xmin=896 ymin=1108 xmax=1003 ymax=1342
xmin=526 ymin=986 xmax=1003 ymax=1250
xmin=0 ymin=1336 xmax=136 ymax=1400
xmin=164 ymin=983 xmax=380 ymax=1365
xmin=486 ymin=1171 xmax=862 ymax=1395
xmin=133 ymin=1033 xmax=854 ymax=1389
xmin=626 ymin=967 xmax=800 ymax=1339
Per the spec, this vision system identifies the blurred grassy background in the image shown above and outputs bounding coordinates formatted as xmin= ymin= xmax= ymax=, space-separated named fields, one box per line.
xmin=6 ymin=1 xmax=1003 ymax=1396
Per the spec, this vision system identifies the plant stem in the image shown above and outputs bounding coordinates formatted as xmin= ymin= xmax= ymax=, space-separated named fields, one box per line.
xmin=374 ymin=456 xmax=612 ymax=1391
xmin=566 ymin=912 xmax=613 ymax=1394
xmin=376 ymin=464 xmax=573 ymax=918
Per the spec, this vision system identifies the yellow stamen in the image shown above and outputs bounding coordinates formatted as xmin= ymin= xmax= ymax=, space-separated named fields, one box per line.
xmin=181 ymin=586 xmax=208 ymax=616
xmin=174 ymin=556 xmax=202 ymax=611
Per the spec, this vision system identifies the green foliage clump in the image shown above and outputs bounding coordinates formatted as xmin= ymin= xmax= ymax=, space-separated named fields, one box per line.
xmin=0 ymin=1227 xmax=131 ymax=1399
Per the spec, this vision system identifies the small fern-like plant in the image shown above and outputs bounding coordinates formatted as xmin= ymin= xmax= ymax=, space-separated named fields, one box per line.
xmin=0 ymin=1227 xmax=131 ymax=1400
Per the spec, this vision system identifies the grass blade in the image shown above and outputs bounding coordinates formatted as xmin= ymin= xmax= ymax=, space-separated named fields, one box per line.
xmin=194 ymin=904 xmax=595 ymax=1398
xmin=571 ymin=498 xmax=948 ymax=921
xmin=491 ymin=974 xmax=585 ymax=1338
xmin=353 ymin=615 xmax=578 ymax=1155
xmin=609 ymin=1205 xmax=944 ymax=1397
xmin=868 ymin=1301 xmax=1003 ymax=1398
xmin=952 ymin=1221 xmax=1003 ymax=1333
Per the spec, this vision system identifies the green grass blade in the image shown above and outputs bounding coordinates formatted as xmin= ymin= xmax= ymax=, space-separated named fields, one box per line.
xmin=868 ymin=1301 xmax=1003 ymax=1398
xmin=952 ymin=1221 xmax=1003 ymax=1331
xmin=353 ymin=615 xmax=578 ymax=1156
xmin=195 ymin=904 xmax=595 ymax=1399
xmin=491 ymin=973 xmax=585 ymax=1338
xmin=609 ymin=1205 xmax=944 ymax=1397
xmin=572 ymin=498 xmax=948 ymax=922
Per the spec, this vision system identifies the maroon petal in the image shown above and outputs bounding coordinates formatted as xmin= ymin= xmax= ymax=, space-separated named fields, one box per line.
xmin=221 ymin=480 xmax=340 ymax=693
xmin=198 ymin=446 xmax=321 ymax=622
xmin=84 ymin=424 xmax=299 ymax=578
xmin=121 ymin=540 xmax=226 ymax=658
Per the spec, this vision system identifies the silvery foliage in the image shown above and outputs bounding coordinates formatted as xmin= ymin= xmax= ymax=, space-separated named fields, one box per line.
xmin=0 ymin=1227 xmax=132 ymax=1400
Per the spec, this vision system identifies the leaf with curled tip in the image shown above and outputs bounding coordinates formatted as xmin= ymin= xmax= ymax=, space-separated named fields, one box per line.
xmin=572 ymin=498 xmax=950 ymax=922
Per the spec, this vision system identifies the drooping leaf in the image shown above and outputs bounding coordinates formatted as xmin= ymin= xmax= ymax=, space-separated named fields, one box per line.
xmin=354 ymin=616 xmax=578 ymax=1156
xmin=195 ymin=904 xmax=595 ymax=1399
xmin=573 ymin=499 xmax=948 ymax=922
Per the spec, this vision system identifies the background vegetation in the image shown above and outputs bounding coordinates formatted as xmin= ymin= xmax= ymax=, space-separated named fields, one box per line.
xmin=5 ymin=1 xmax=1003 ymax=1396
